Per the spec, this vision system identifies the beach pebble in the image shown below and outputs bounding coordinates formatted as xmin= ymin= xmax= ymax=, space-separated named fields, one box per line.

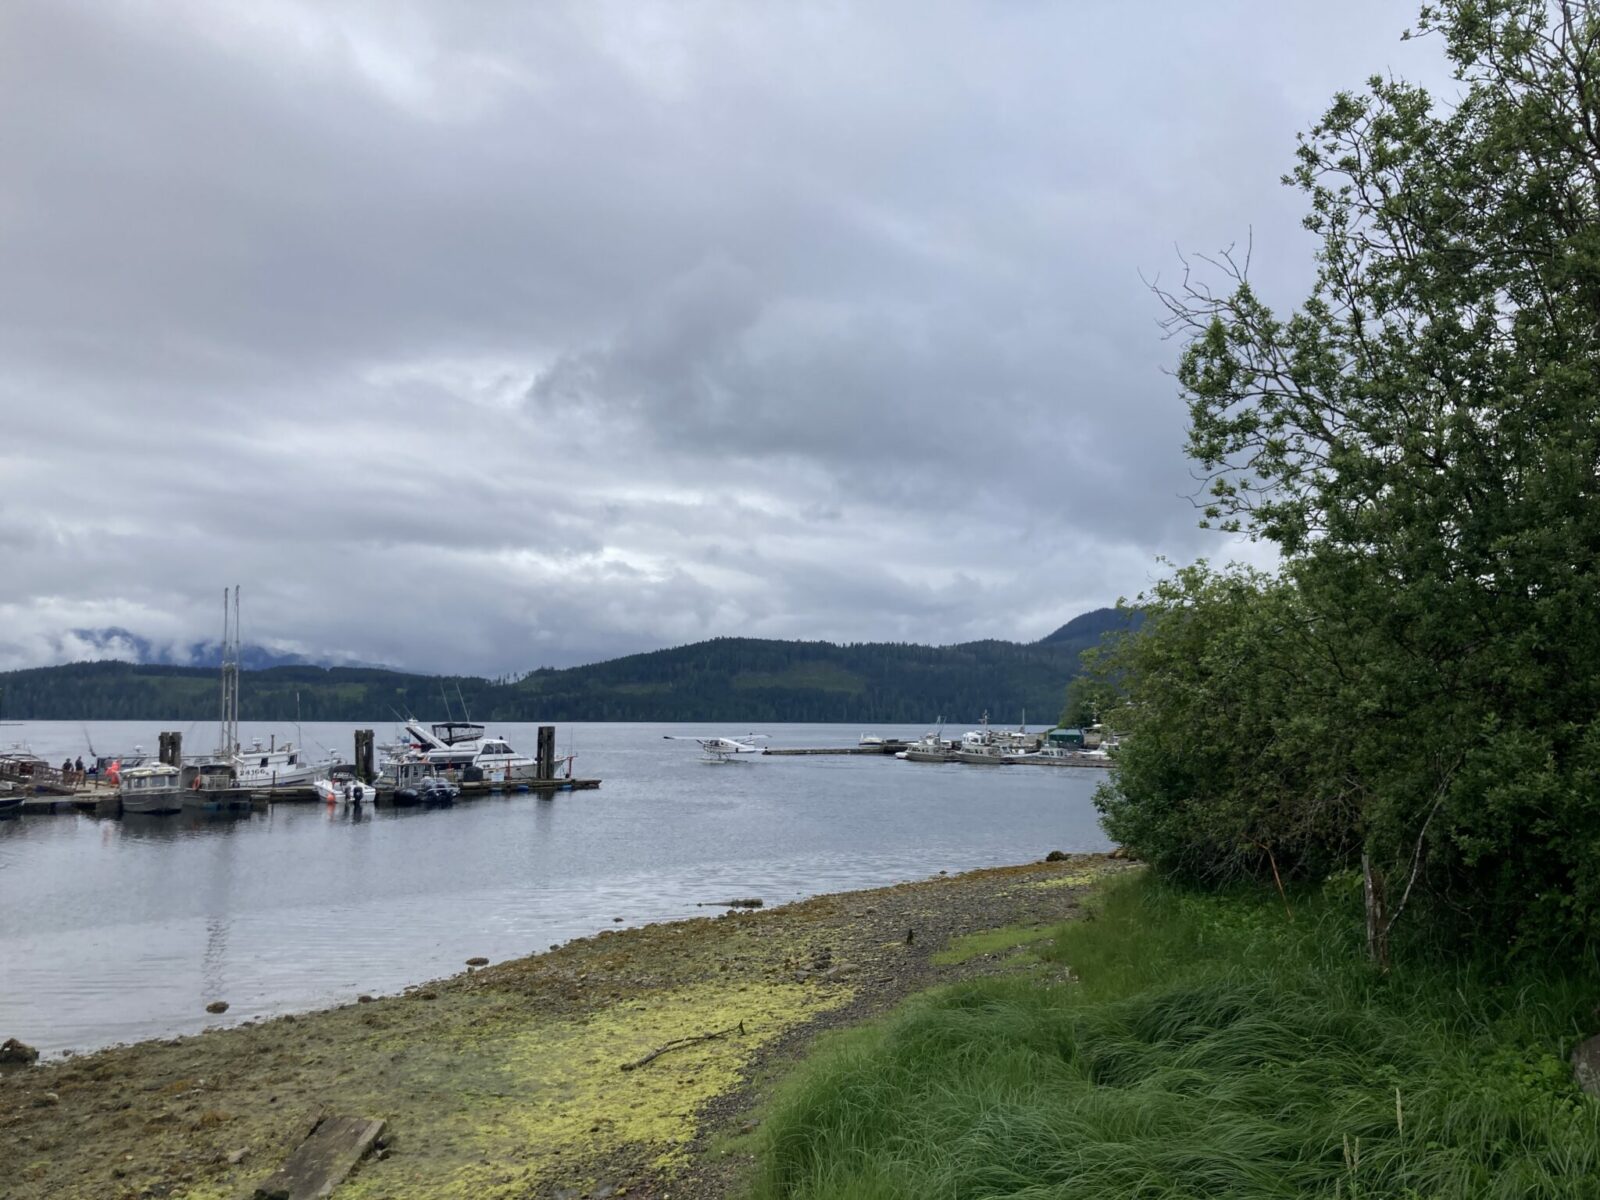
xmin=357 ymin=995 xmax=374 ymax=1004
xmin=205 ymin=1001 xmax=229 ymax=1014
xmin=226 ymin=1148 xmax=249 ymax=1166
xmin=466 ymin=956 xmax=489 ymax=966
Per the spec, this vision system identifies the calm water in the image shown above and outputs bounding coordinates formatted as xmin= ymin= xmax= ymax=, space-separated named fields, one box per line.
xmin=0 ymin=720 xmax=1110 ymax=1056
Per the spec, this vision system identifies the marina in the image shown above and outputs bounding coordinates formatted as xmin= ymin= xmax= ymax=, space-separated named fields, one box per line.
xmin=0 ymin=719 xmax=1110 ymax=1056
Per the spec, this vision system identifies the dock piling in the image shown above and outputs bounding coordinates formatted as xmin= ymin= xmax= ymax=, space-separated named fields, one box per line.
xmin=536 ymin=726 xmax=555 ymax=780
xmin=354 ymin=730 xmax=375 ymax=782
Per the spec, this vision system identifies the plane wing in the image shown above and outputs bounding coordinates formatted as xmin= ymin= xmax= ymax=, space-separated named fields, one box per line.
xmin=663 ymin=735 xmax=767 ymax=753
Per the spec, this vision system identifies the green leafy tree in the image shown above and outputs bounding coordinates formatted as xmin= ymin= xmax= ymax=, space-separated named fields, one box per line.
xmin=1141 ymin=0 xmax=1600 ymax=961
xmin=1085 ymin=565 xmax=1362 ymax=888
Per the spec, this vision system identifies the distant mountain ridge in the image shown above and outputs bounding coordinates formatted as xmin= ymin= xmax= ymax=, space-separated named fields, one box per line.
xmin=66 ymin=627 xmax=385 ymax=672
xmin=1 ymin=608 xmax=1136 ymax=723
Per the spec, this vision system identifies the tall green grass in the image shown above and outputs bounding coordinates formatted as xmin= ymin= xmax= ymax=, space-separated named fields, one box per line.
xmin=750 ymin=876 xmax=1600 ymax=1199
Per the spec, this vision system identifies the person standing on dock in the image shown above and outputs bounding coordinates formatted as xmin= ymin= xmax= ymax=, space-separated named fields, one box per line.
xmin=74 ymin=756 xmax=84 ymax=783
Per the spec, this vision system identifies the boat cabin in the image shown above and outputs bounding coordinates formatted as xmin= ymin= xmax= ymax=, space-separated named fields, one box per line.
xmin=122 ymin=764 xmax=181 ymax=792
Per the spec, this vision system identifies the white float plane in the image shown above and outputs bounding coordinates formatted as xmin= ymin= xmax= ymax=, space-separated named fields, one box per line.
xmin=663 ymin=734 xmax=768 ymax=763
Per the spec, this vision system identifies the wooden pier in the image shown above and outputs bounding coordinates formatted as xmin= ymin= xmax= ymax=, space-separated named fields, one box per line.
xmin=15 ymin=788 xmax=120 ymax=816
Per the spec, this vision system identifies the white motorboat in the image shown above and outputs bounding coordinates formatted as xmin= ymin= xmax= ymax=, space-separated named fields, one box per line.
xmin=312 ymin=768 xmax=378 ymax=805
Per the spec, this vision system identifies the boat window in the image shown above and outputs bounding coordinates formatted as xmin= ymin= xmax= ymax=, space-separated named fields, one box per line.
xmin=259 ymin=757 xmax=269 ymax=768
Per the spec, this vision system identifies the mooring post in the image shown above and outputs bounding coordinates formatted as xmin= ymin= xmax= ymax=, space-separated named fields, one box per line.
xmin=537 ymin=726 xmax=555 ymax=780
xmin=170 ymin=731 xmax=182 ymax=769
xmin=356 ymin=730 xmax=375 ymax=782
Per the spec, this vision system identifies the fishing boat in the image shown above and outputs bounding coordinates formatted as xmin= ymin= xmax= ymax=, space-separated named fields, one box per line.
xmin=898 ymin=723 xmax=958 ymax=763
xmin=955 ymin=713 xmax=1008 ymax=765
xmin=205 ymin=588 xmax=334 ymax=791
xmin=232 ymin=737 xmax=323 ymax=790
xmin=957 ymin=712 xmax=1038 ymax=764
xmin=180 ymin=760 xmax=250 ymax=810
xmin=119 ymin=764 xmax=185 ymax=815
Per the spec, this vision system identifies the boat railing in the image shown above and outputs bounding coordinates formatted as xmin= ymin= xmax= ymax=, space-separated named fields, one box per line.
xmin=1 ymin=757 xmax=87 ymax=794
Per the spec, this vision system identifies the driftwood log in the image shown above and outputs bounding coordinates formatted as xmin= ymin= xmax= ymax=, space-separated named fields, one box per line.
xmin=253 ymin=1115 xmax=386 ymax=1200
xmin=620 ymin=1022 xmax=745 ymax=1072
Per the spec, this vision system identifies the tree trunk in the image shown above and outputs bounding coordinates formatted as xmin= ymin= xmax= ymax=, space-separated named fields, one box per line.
xmin=1362 ymin=851 xmax=1390 ymax=972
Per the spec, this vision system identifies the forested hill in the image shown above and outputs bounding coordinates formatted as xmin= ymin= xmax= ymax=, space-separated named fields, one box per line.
xmin=0 ymin=607 xmax=1133 ymax=723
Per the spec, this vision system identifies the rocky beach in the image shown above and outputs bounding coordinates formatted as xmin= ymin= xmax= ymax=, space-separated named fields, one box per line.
xmin=1 ymin=853 xmax=1130 ymax=1200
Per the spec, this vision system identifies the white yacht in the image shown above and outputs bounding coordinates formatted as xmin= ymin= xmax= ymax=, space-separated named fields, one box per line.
xmin=399 ymin=719 xmax=539 ymax=783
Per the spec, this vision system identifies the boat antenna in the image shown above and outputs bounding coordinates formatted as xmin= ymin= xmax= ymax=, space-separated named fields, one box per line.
xmin=440 ymin=682 xmax=454 ymax=722
xmin=455 ymin=682 xmax=471 ymax=722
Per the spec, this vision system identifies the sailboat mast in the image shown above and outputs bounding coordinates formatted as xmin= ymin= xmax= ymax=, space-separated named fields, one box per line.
xmin=219 ymin=585 xmax=241 ymax=757
xmin=219 ymin=588 xmax=228 ymax=756
xmin=230 ymin=586 xmax=240 ymax=755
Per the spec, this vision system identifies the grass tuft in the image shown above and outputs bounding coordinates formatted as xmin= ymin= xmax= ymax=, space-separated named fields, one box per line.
xmin=930 ymin=923 xmax=1054 ymax=966
xmin=750 ymin=875 xmax=1600 ymax=1199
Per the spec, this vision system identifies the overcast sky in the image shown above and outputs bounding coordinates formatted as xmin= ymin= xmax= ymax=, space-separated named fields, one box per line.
xmin=0 ymin=1 xmax=1446 ymax=675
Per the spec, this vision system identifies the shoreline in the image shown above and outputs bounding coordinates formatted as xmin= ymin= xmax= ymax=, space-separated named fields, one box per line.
xmin=2 ymin=852 xmax=1132 ymax=1200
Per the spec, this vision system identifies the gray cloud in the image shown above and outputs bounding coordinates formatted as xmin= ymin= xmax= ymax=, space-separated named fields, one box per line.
xmin=0 ymin=0 xmax=1446 ymax=674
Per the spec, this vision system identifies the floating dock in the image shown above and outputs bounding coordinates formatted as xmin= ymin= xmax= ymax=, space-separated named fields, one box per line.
xmin=5 ymin=778 xmax=601 ymax=817
xmin=1 ymin=724 xmax=601 ymax=818
xmin=247 ymin=777 xmax=602 ymax=804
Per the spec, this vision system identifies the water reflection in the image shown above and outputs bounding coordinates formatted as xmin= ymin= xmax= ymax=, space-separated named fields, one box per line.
xmin=116 ymin=810 xmax=256 ymax=841
xmin=0 ymin=721 xmax=1112 ymax=1055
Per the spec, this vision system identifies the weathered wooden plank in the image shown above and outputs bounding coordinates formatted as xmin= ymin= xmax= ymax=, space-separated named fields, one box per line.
xmin=253 ymin=1115 xmax=385 ymax=1200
